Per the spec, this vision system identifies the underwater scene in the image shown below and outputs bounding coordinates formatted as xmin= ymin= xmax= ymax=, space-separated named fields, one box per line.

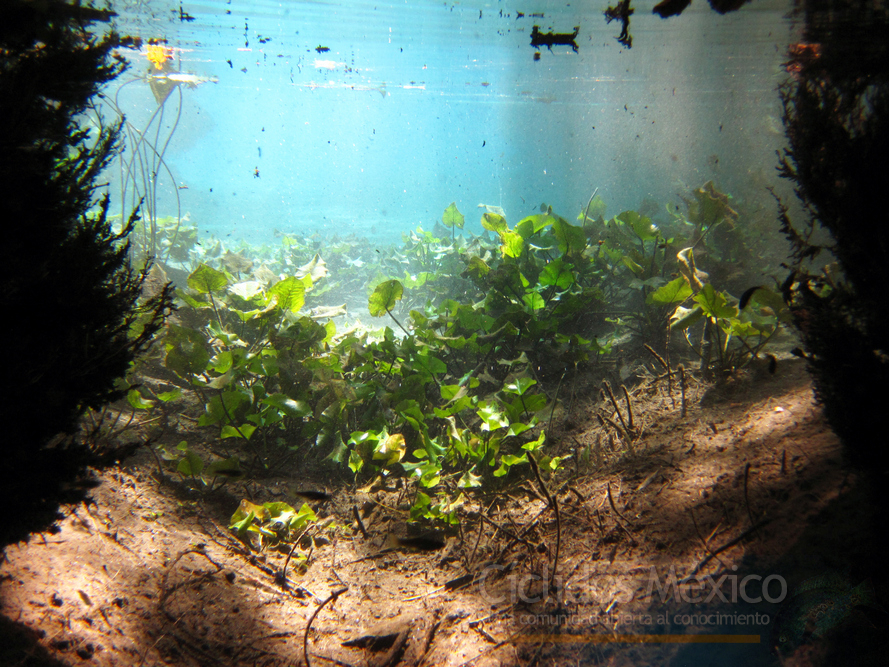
xmin=4 ymin=0 xmax=888 ymax=666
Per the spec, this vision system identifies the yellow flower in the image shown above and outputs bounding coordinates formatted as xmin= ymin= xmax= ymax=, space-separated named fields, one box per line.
xmin=146 ymin=44 xmax=171 ymax=70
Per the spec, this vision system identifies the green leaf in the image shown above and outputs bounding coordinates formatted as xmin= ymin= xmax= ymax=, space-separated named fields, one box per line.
xmin=617 ymin=210 xmax=659 ymax=241
xmin=177 ymin=449 xmax=204 ymax=477
xmin=521 ymin=432 xmax=547 ymax=452
xmin=669 ymin=304 xmax=704 ymax=331
xmin=187 ymin=263 xmax=229 ymax=294
xmin=500 ymin=231 xmax=524 ymax=258
xmin=647 ymin=276 xmax=693 ymax=305
xmin=458 ymin=469 xmax=483 ymax=488
xmin=288 ymin=503 xmax=318 ymax=532
xmin=221 ymin=423 xmax=256 ymax=440
xmin=409 ymin=492 xmax=432 ymax=520
xmin=504 ymin=377 xmax=536 ymax=396
xmin=348 ymin=449 xmax=364 ymax=473
xmin=621 ymin=256 xmax=645 ymax=276
xmin=744 ymin=286 xmax=792 ymax=324
xmin=164 ymin=325 xmax=211 ymax=377
xmin=506 ymin=421 xmax=533 ymax=437
xmin=127 ymin=388 xmax=154 ymax=410
xmin=522 ymin=290 xmax=545 ymax=310
xmin=515 ymin=214 xmax=554 ymax=238
xmin=373 ymin=433 xmax=407 ymax=465
xmin=230 ymin=509 xmax=255 ymax=537
xmin=268 ymin=276 xmax=307 ymax=313
xmin=262 ymin=393 xmax=312 ymax=418
xmin=442 ymin=202 xmax=465 ymax=229
xmin=464 ymin=256 xmax=491 ymax=280
xmin=368 ymin=279 xmax=404 ymax=316
xmin=206 ymin=456 xmax=244 ymax=479
xmin=157 ymin=388 xmax=182 ymax=402
xmin=694 ymin=284 xmax=738 ymax=320
xmin=552 ymin=217 xmax=586 ymax=255
xmin=211 ymin=350 xmax=234 ymax=374
xmin=478 ymin=402 xmax=509 ymax=431
xmin=539 ymin=258 xmax=575 ymax=289
xmin=481 ymin=212 xmax=508 ymax=234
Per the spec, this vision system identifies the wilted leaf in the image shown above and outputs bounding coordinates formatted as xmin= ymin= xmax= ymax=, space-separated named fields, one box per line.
xmin=222 ymin=250 xmax=254 ymax=274
xmin=296 ymin=253 xmax=329 ymax=282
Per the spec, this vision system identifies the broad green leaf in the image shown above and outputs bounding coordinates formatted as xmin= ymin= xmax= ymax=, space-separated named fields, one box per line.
xmin=187 ymin=263 xmax=229 ymax=293
xmin=500 ymin=231 xmax=524 ymax=258
xmin=744 ymin=286 xmax=792 ymax=324
xmin=478 ymin=402 xmax=509 ymax=431
xmin=647 ymin=276 xmax=693 ymax=305
xmin=521 ymin=432 xmax=547 ymax=452
xmin=442 ymin=202 xmax=465 ymax=229
xmin=175 ymin=288 xmax=209 ymax=309
xmin=206 ymin=456 xmax=244 ymax=479
xmin=373 ymin=433 xmax=407 ymax=465
xmin=176 ymin=449 xmax=204 ymax=476
xmin=552 ymin=217 xmax=586 ymax=255
xmin=288 ymin=503 xmax=318 ymax=532
xmin=621 ymin=256 xmax=645 ymax=276
xmin=164 ymin=324 xmax=210 ymax=377
xmin=523 ymin=290 xmax=545 ymax=310
xmin=262 ymin=393 xmax=312 ymax=418
xmin=694 ymin=284 xmax=738 ymax=320
xmin=232 ymin=499 xmax=269 ymax=524
xmin=221 ymin=423 xmax=256 ymax=440
xmin=618 ymin=210 xmax=659 ymax=241
xmin=409 ymin=492 xmax=432 ymax=520
xmin=464 ymin=256 xmax=490 ymax=280
xmin=539 ymin=258 xmax=575 ymax=289
xmin=669 ymin=304 xmax=705 ymax=331
xmin=348 ymin=449 xmax=364 ymax=473
xmin=229 ymin=510 xmax=255 ymax=537
xmin=504 ymin=377 xmax=536 ymax=396
xmin=268 ymin=276 xmax=307 ymax=313
xmin=481 ymin=212 xmax=508 ymax=234
xmin=157 ymin=388 xmax=182 ymax=402
xmin=506 ymin=422 xmax=533 ymax=437
xmin=211 ymin=350 xmax=234 ymax=374
xmin=127 ymin=388 xmax=154 ymax=410
xmin=368 ymin=279 xmax=404 ymax=316
xmin=515 ymin=213 xmax=555 ymax=238
xmin=458 ymin=469 xmax=483 ymax=488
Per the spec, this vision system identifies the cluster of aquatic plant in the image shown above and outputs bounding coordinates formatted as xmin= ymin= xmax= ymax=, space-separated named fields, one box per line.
xmin=776 ymin=14 xmax=889 ymax=471
xmin=0 ymin=0 xmax=173 ymax=546
xmin=123 ymin=183 xmax=788 ymax=537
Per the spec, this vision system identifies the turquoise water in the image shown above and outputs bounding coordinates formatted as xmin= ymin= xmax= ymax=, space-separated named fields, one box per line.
xmin=101 ymin=0 xmax=795 ymax=246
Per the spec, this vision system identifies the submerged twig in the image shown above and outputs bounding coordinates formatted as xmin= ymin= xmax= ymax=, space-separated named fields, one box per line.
xmin=303 ymin=587 xmax=348 ymax=667
xmin=678 ymin=364 xmax=687 ymax=418
xmin=528 ymin=453 xmax=561 ymax=590
xmin=680 ymin=520 xmax=771 ymax=583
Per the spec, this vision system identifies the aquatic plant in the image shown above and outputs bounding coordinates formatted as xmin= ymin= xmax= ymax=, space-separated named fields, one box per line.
xmin=777 ymin=6 xmax=889 ymax=471
xmin=96 ymin=40 xmax=214 ymax=265
xmin=0 ymin=0 xmax=173 ymax=545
